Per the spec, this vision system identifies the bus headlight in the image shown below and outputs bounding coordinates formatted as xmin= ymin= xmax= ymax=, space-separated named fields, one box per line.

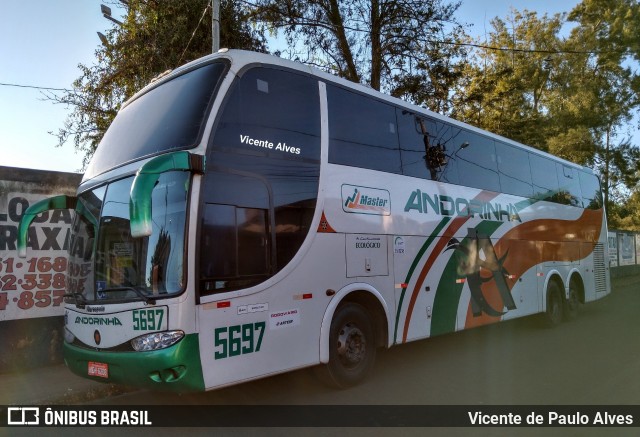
xmin=64 ymin=328 xmax=76 ymax=344
xmin=131 ymin=331 xmax=185 ymax=351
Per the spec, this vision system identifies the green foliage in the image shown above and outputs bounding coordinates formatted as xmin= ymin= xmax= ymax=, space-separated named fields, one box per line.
xmin=546 ymin=128 xmax=596 ymax=167
xmin=50 ymin=0 xmax=266 ymax=168
xmin=49 ymin=0 xmax=640 ymax=230
xmin=451 ymin=10 xmax=566 ymax=150
xmin=564 ymin=0 xmax=640 ymax=213
xmin=609 ymin=190 xmax=640 ymax=231
xmin=251 ymin=0 xmax=467 ymax=103
xmin=451 ymin=1 xmax=640 ymax=228
xmin=389 ymin=29 xmax=468 ymax=114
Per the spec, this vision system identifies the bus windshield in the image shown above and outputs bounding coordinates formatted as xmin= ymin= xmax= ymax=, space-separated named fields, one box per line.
xmin=84 ymin=61 xmax=227 ymax=179
xmin=67 ymin=171 xmax=189 ymax=304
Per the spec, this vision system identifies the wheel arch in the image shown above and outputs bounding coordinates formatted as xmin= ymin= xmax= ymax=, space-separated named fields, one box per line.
xmin=319 ymin=283 xmax=391 ymax=364
xmin=543 ymin=271 xmax=565 ymax=311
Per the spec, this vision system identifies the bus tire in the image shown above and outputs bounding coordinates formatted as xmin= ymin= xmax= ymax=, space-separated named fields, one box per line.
xmin=564 ymin=280 xmax=580 ymax=321
xmin=319 ymin=302 xmax=376 ymax=388
xmin=544 ymin=281 xmax=563 ymax=327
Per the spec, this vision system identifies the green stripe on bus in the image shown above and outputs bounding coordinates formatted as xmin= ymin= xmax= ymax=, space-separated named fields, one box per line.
xmin=430 ymin=220 xmax=503 ymax=336
xmin=393 ymin=217 xmax=451 ymax=344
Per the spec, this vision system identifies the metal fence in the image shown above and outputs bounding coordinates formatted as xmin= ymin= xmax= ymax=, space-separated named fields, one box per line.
xmin=608 ymin=230 xmax=640 ymax=268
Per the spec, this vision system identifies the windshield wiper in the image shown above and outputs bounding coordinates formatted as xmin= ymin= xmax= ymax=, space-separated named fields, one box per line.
xmin=98 ymin=286 xmax=157 ymax=305
xmin=63 ymin=291 xmax=87 ymax=309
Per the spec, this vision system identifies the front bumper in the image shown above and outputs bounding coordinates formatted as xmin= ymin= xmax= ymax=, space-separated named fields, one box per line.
xmin=64 ymin=333 xmax=205 ymax=392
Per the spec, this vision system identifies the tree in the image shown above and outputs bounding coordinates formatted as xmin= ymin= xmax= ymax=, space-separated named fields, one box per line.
xmin=450 ymin=10 xmax=566 ymax=151
xmin=50 ymin=0 xmax=267 ymax=168
xmin=564 ymin=0 xmax=640 ymax=214
xmin=450 ymin=2 xmax=640 ymax=228
xmin=251 ymin=0 xmax=466 ymax=101
xmin=609 ymin=190 xmax=640 ymax=231
xmin=388 ymin=27 xmax=468 ymax=114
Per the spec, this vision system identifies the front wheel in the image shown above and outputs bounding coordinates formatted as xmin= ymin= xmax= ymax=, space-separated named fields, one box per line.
xmin=318 ymin=302 xmax=376 ymax=388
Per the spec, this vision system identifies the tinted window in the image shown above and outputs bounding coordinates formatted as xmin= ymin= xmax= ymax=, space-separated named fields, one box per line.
xmin=556 ymin=164 xmax=583 ymax=207
xmin=200 ymin=171 xmax=270 ymax=210
xmin=87 ymin=172 xmax=189 ymax=302
xmin=200 ymin=203 xmax=270 ymax=292
xmin=397 ymin=112 xmax=458 ymax=184
xmin=400 ymin=113 xmax=509 ymax=193
xmin=200 ymin=156 xmax=319 ymax=294
xmin=213 ymin=67 xmax=320 ymax=161
xmin=328 ymin=85 xmax=401 ymax=173
xmin=68 ymin=186 xmax=105 ymax=305
xmin=579 ymin=171 xmax=603 ymax=210
xmin=454 ymin=130 xmax=500 ymax=193
xmin=530 ymin=153 xmax=559 ymax=201
xmin=496 ymin=142 xmax=533 ymax=197
xmin=202 ymin=68 xmax=321 ymax=295
xmin=397 ymin=110 xmax=428 ymax=178
xmin=86 ymin=62 xmax=227 ymax=179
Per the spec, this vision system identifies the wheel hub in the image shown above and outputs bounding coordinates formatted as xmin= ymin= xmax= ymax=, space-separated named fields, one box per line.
xmin=337 ymin=323 xmax=366 ymax=366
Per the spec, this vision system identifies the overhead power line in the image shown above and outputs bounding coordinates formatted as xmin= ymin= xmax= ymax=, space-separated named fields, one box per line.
xmin=432 ymin=39 xmax=625 ymax=55
xmin=0 ymin=82 xmax=70 ymax=92
xmin=240 ymin=1 xmax=628 ymax=56
xmin=177 ymin=2 xmax=211 ymax=66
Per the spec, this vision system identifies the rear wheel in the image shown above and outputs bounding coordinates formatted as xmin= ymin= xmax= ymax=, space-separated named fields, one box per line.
xmin=544 ymin=281 xmax=564 ymax=327
xmin=319 ymin=302 xmax=376 ymax=388
xmin=564 ymin=281 xmax=580 ymax=321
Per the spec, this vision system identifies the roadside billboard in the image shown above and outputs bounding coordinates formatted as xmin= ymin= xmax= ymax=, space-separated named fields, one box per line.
xmin=608 ymin=231 xmax=618 ymax=267
xmin=618 ymin=232 xmax=636 ymax=267
xmin=0 ymin=166 xmax=81 ymax=321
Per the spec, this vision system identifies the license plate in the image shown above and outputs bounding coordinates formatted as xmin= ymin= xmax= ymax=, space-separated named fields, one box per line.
xmin=88 ymin=361 xmax=109 ymax=378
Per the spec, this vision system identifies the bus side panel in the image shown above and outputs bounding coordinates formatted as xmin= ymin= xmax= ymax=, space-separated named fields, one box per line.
xmin=393 ymin=235 xmax=438 ymax=343
xmin=197 ymin=233 xmax=346 ymax=390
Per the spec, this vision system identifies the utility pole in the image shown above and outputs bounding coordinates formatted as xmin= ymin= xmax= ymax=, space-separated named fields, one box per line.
xmin=212 ymin=0 xmax=220 ymax=53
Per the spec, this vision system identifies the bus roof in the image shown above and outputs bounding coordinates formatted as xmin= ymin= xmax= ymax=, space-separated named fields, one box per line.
xmin=126 ymin=49 xmax=590 ymax=174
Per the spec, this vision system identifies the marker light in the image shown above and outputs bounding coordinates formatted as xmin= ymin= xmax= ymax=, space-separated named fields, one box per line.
xmin=131 ymin=331 xmax=185 ymax=351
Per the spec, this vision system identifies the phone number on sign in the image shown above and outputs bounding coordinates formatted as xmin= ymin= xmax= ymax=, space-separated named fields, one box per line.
xmin=0 ymin=256 xmax=67 ymax=311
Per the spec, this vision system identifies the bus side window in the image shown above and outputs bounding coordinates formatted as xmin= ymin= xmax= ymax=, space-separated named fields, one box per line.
xmin=530 ymin=153 xmax=559 ymax=202
xmin=556 ymin=164 xmax=583 ymax=207
xmin=453 ymin=129 xmax=500 ymax=193
xmin=204 ymin=67 xmax=322 ymax=293
xmin=199 ymin=172 xmax=271 ymax=294
xmin=496 ymin=141 xmax=533 ymax=198
xmin=212 ymin=67 xmax=321 ymax=160
xmin=200 ymin=203 xmax=271 ymax=293
xmin=579 ymin=171 xmax=603 ymax=210
xmin=327 ymin=85 xmax=401 ymax=174
xmin=397 ymin=111 xmax=459 ymax=184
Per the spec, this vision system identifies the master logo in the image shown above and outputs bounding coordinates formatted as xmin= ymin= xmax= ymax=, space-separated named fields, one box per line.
xmin=341 ymin=185 xmax=391 ymax=216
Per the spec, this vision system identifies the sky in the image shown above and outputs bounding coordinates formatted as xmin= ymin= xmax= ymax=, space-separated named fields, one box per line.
xmin=0 ymin=1 xmax=581 ymax=174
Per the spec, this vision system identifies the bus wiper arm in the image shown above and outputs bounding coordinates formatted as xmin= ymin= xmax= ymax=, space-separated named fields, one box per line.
xmin=99 ymin=287 xmax=157 ymax=305
xmin=63 ymin=291 xmax=87 ymax=309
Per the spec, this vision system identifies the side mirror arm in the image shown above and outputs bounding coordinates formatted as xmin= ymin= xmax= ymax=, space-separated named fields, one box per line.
xmin=17 ymin=195 xmax=77 ymax=258
xmin=129 ymin=151 xmax=205 ymax=238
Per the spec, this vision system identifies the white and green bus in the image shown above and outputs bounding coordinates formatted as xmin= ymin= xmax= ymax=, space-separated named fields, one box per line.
xmin=19 ymin=49 xmax=610 ymax=391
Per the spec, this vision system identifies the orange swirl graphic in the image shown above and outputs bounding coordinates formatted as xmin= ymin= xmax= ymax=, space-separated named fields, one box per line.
xmin=464 ymin=208 xmax=604 ymax=328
